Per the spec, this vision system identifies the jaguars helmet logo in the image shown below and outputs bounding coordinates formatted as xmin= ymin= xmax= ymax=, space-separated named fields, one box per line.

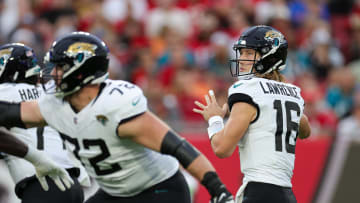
xmin=264 ymin=30 xmax=284 ymax=47
xmin=0 ymin=47 xmax=13 ymax=77
xmin=66 ymin=42 xmax=97 ymax=55
xmin=64 ymin=42 xmax=98 ymax=68
xmin=96 ymin=115 xmax=108 ymax=126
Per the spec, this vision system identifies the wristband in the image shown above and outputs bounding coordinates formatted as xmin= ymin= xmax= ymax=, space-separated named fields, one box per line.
xmin=207 ymin=116 xmax=224 ymax=140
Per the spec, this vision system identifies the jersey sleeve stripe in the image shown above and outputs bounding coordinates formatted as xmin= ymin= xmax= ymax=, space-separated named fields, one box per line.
xmin=228 ymin=93 xmax=260 ymax=124
xmin=118 ymin=112 xmax=145 ymax=125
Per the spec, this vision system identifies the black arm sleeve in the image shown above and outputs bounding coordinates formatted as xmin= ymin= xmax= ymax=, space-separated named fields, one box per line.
xmin=0 ymin=101 xmax=26 ymax=129
xmin=160 ymin=131 xmax=200 ymax=168
xmin=228 ymin=93 xmax=260 ymax=123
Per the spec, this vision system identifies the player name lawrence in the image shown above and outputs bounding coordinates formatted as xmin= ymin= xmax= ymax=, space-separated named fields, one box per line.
xmin=259 ymin=81 xmax=300 ymax=99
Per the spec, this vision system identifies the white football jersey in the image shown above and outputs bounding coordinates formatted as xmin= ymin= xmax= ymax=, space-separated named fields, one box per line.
xmin=38 ymin=79 xmax=179 ymax=197
xmin=228 ymin=77 xmax=304 ymax=187
xmin=0 ymin=83 xmax=89 ymax=186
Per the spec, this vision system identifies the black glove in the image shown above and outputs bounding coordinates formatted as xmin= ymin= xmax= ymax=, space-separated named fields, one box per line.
xmin=201 ymin=171 xmax=235 ymax=203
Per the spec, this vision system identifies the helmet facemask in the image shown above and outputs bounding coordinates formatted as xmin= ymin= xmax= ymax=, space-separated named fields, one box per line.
xmin=41 ymin=51 xmax=108 ymax=98
xmin=230 ymin=47 xmax=261 ymax=80
xmin=40 ymin=55 xmax=73 ymax=97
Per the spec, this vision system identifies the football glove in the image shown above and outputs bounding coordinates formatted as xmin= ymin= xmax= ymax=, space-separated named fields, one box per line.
xmin=24 ymin=146 xmax=74 ymax=191
xmin=201 ymin=171 xmax=235 ymax=203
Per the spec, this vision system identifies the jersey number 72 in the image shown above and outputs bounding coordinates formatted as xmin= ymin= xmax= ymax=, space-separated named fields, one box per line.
xmin=60 ymin=133 xmax=122 ymax=176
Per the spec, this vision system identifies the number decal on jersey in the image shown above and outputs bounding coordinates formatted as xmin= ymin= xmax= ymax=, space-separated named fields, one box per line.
xmin=109 ymin=83 xmax=135 ymax=95
xmin=60 ymin=133 xmax=122 ymax=176
xmin=36 ymin=128 xmax=66 ymax=150
xmin=83 ymin=139 xmax=122 ymax=175
xmin=109 ymin=88 xmax=124 ymax=95
xmin=273 ymin=100 xmax=300 ymax=154
xmin=60 ymin=133 xmax=84 ymax=165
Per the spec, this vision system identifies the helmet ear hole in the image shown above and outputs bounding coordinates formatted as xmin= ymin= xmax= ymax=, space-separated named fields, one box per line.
xmin=254 ymin=61 xmax=265 ymax=73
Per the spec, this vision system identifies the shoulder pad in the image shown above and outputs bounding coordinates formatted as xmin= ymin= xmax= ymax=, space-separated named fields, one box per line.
xmin=101 ymin=80 xmax=148 ymax=122
xmin=228 ymin=78 xmax=259 ymax=98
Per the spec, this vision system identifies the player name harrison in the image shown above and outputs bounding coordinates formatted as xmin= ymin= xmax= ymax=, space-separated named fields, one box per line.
xmin=259 ymin=81 xmax=300 ymax=99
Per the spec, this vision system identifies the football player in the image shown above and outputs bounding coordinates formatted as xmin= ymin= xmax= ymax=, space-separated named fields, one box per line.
xmin=0 ymin=43 xmax=88 ymax=203
xmin=0 ymin=32 xmax=234 ymax=203
xmin=193 ymin=25 xmax=311 ymax=203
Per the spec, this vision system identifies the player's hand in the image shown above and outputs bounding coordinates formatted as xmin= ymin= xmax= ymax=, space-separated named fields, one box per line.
xmin=193 ymin=90 xmax=228 ymax=121
xmin=210 ymin=186 xmax=235 ymax=203
xmin=24 ymin=147 xmax=74 ymax=191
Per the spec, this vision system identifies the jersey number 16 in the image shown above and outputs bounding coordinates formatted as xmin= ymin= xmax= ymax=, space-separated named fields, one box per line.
xmin=273 ymin=100 xmax=301 ymax=154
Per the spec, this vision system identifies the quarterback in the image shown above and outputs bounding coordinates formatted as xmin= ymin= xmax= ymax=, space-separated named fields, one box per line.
xmin=194 ymin=25 xmax=311 ymax=203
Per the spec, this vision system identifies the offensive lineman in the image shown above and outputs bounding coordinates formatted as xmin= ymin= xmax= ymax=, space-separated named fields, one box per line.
xmin=0 ymin=43 xmax=89 ymax=203
xmin=0 ymin=32 xmax=234 ymax=203
xmin=194 ymin=25 xmax=311 ymax=203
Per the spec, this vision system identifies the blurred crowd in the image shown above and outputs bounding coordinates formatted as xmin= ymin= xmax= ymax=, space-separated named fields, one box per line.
xmin=0 ymin=0 xmax=359 ymax=136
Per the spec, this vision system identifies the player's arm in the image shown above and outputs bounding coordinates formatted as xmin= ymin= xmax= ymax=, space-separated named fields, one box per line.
xmin=0 ymin=127 xmax=73 ymax=191
xmin=298 ymin=114 xmax=311 ymax=139
xmin=193 ymin=90 xmax=256 ymax=158
xmin=0 ymin=127 xmax=30 ymax=157
xmin=211 ymin=102 xmax=256 ymax=158
xmin=117 ymin=111 xmax=210 ymax=181
xmin=0 ymin=100 xmax=46 ymax=128
xmin=118 ymin=111 xmax=215 ymax=181
xmin=117 ymin=111 xmax=234 ymax=203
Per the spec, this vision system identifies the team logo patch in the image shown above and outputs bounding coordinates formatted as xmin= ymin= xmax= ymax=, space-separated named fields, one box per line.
xmin=96 ymin=115 xmax=108 ymax=126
